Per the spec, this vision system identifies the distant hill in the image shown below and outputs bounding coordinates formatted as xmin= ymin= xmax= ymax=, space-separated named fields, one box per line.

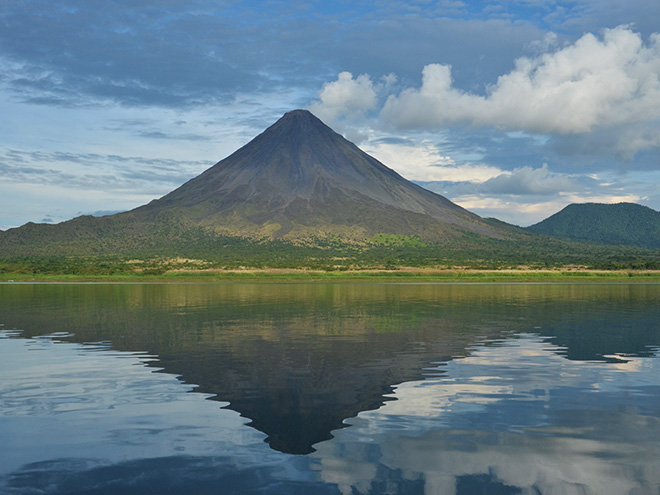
xmin=528 ymin=203 xmax=660 ymax=249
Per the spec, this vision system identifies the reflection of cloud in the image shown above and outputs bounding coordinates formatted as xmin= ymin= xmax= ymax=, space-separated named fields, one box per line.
xmin=0 ymin=334 xmax=268 ymax=477
xmin=371 ymin=429 xmax=660 ymax=495
xmin=313 ymin=335 xmax=660 ymax=495
xmin=2 ymin=333 xmax=348 ymax=494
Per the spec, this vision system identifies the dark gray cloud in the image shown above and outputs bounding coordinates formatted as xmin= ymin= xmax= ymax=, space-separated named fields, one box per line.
xmin=101 ymin=118 xmax=216 ymax=143
xmin=136 ymin=130 xmax=211 ymax=141
xmin=338 ymin=17 xmax=544 ymax=93
xmin=0 ymin=2 xmax=274 ymax=106
xmin=453 ymin=0 xmax=660 ymax=38
xmin=478 ymin=164 xmax=577 ymax=196
xmin=547 ymin=123 xmax=660 ymax=172
xmin=0 ymin=1 xmax=549 ymax=109
xmin=371 ymin=136 xmax=418 ymax=146
xmin=2 ymin=0 xmax=657 ymax=111
xmin=557 ymin=0 xmax=660 ymax=37
xmin=419 ymin=167 xmax=606 ymax=199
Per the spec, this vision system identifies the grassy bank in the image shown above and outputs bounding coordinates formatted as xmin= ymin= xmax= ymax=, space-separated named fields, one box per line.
xmin=2 ymin=268 xmax=660 ymax=283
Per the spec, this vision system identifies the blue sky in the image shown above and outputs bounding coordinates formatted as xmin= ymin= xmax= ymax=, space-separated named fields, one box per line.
xmin=1 ymin=0 xmax=660 ymax=229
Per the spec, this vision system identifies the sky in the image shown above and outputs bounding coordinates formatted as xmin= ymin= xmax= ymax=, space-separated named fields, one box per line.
xmin=1 ymin=0 xmax=660 ymax=230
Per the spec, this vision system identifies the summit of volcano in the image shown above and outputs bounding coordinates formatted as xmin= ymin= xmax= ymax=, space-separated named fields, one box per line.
xmin=132 ymin=109 xmax=503 ymax=241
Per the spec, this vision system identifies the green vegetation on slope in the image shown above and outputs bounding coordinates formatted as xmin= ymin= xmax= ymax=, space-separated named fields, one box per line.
xmin=528 ymin=203 xmax=660 ymax=249
xmin=1 ymin=219 xmax=659 ymax=276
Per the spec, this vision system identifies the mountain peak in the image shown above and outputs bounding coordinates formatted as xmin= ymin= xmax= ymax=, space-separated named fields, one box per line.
xmin=282 ymin=108 xmax=317 ymax=120
xmin=259 ymin=108 xmax=336 ymax=143
xmin=135 ymin=110 xmax=503 ymax=241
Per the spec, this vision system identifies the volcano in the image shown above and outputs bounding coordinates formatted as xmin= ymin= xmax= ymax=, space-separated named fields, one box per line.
xmin=1 ymin=110 xmax=510 ymax=258
xmin=132 ymin=109 xmax=502 ymax=241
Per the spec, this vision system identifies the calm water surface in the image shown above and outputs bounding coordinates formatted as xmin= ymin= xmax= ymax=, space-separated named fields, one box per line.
xmin=1 ymin=283 xmax=659 ymax=494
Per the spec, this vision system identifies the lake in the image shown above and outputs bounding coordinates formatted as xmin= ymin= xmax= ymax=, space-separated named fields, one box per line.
xmin=1 ymin=283 xmax=659 ymax=494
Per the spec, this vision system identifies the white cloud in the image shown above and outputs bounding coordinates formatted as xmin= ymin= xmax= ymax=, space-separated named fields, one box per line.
xmin=559 ymin=192 xmax=643 ymax=204
xmin=362 ymin=139 xmax=502 ymax=182
xmin=480 ymin=164 xmax=577 ymax=195
xmin=307 ymin=72 xmax=378 ymax=125
xmin=381 ymin=26 xmax=660 ymax=139
xmin=450 ymin=195 xmax=557 ymax=224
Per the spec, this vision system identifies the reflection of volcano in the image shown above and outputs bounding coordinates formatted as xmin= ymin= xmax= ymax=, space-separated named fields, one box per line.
xmin=155 ymin=327 xmax=471 ymax=454
xmin=1 ymin=283 xmax=659 ymax=455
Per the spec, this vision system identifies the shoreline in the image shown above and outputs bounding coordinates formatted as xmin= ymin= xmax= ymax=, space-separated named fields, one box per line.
xmin=2 ymin=268 xmax=660 ymax=284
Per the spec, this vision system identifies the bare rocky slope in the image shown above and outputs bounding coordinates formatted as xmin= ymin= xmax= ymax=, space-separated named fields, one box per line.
xmin=131 ymin=109 xmax=504 ymax=242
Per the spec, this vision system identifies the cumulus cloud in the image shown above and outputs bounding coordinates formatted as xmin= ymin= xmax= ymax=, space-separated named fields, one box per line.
xmin=381 ymin=26 xmax=660 ymax=138
xmin=307 ymin=72 xmax=378 ymax=125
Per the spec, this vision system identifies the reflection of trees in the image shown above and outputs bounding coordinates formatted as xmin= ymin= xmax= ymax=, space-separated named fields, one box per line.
xmin=1 ymin=284 xmax=659 ymax=454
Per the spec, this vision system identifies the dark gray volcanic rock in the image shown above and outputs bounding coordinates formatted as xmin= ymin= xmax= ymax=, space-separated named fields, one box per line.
xmin=135 ymin=109 xmax=503 ymax=241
